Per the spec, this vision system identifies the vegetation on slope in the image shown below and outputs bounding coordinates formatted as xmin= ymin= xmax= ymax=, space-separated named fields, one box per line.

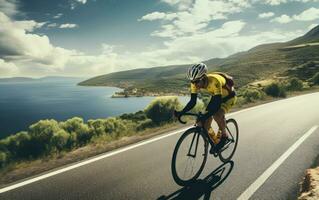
xmin=79 ymin=26 xmax=319 ymax=95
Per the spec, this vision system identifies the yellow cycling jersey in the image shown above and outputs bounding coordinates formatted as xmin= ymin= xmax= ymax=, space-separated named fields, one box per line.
xmin=190 ymin=73 xmax=230 ymax=98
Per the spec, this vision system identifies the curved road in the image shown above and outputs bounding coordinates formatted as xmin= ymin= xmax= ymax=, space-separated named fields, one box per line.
xmin=1 ymin=92 xmax=319 ymax=200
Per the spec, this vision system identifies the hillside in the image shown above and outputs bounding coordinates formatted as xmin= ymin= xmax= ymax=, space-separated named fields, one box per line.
xmin=79 ymin=25 xmax=319 ymax=94
xmin=0 ymin=77 xmax=35 ymax=82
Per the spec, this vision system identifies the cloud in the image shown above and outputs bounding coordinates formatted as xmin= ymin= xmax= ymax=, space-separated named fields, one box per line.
xmin=76 ymin=0 xmax=87 ymax=3
xmin=293 ymin=7 xmax=319 ymax=21
xmin=143 ymin=0 xmax=251 ymax=38
xmin=70 ymin=0 xmax=88 ymax=10
xmin=260 ymin=0 xmax=287 ymax=5
xmin=259 ymin=12 xmax=275 ymax=18
xmin=161 ymin=0 xmax=194 ymax=10
xmin=47 ymin=23 xmax=58 ymax=28
xmin=53 ymin=13 xmax=63 ymax=19
xmin=59 ymin=23 xmax=79 ymax=29
xmin=257 ymin=0 xmax=319 ymax=6
xmin=308 ymin=23 xmax=318 ymax=30
xmin=0 ymin=11 xmax=78 ymax=71
xmin=271 ymin=14 xmax=293 ymax=23
xmin=271 ymin=7 xmax=319 ymax=24
xmin=0 ymin=59 xmax=19 ymax=77
xmin=138 ymin=12 xmax=178 ymax=21
xmin=0 ymin=0 xmax=18 ymax=17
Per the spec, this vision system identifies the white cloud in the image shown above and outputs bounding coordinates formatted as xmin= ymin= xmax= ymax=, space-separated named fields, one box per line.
xmin=139 ymin=12 xmax=178 ymax=21
xmin=0 ymin=0 xmax=18 ymax=17
xmin=258 ymin=0 xmax=319 ymax=5
xmin=294 ymin=0 xmax=319 ymax=2
xmin=47 ymin=23 xmax=58 ymax=28
xmin=0 ymin=11 xmax=79 ymax=72
xmin=70 ymin=0 xmax=88 ymax=10
xmin=293 ymin=7 xmax=319 ymax=21
xmin=53 ymin=13 xmax=63 ymax=19
xmin=161 ymin=0 xmax=194 ymax=10
xmin=271 ymin=7 xmax=319 ymax=24
xmin=0 ymin=59 xmax=19 ymax=77
xmin=59 ymin=23 xmax=79 ymax=29
xmin=308 ymin=23 xmax=318 ymax=30
xmin=144 ymin=0 xmax=251 ymax=38
xmin=271 ymin=14 xmax=293 ymax=23
xmin=261 ymin=0 xmax=287 ymax=5
xmin=259 ymin=12 xmax=275 ymax=18
xmin=76 ymin=0 xmax=87 ymax=3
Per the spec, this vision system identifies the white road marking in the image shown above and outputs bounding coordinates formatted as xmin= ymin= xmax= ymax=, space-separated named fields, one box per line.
xmin=0 ymin=126 xmax=191 ymax=194
xmin=0 ymin=93 xmax=318 ymax=193
xmin=237 ymin=125 xmax=318 ymax=200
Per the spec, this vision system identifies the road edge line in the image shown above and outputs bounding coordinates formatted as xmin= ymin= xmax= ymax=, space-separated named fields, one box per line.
xmin=237 ymin=125 xmax=318 ymax=200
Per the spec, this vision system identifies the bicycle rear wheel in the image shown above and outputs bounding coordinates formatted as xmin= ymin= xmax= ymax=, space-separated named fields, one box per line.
xmin=171 ymin=127 xmax=208 ymax=186
xmin=219 ymin=118 xmax=239 ymax=162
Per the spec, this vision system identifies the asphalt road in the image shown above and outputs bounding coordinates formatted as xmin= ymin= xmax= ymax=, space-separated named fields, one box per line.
xmin=1 ymin=92 xmax=319 ymax=200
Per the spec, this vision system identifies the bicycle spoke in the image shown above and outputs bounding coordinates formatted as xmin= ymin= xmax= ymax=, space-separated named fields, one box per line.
xmin=171 ymin=128 xmax=208 ymax=185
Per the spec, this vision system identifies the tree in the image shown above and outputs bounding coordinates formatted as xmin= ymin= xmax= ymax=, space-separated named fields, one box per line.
xmin=28 ymin=119 xmax=61 ymax=156
xmin=286 ymin=78 xmax=303 ymax=91
xmin=145 ymin=97 xmax=182 ymax=124
xmin=264 ymin=82 xmax=287 ymax=98
xmin=310 ymin=72 xmax=319 ymax=85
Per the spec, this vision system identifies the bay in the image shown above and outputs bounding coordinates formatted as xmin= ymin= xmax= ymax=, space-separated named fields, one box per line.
xmin=0 ymin=78 xmax=188 ymax=139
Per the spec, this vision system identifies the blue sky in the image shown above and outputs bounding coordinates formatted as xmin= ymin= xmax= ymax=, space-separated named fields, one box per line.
xmin=0 ymin=0 xmax=318 ymax=77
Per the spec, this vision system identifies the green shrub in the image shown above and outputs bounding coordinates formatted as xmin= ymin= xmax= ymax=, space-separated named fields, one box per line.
xmin=0 ymin=132 xmax=31 ymax=159
xmin=104 ymin=118 xmax=127 ymax=138
xmin=67 ymin=132 xmax=78 ymax=149
xmin=88 ymin=118 xmax=127 ymax=138
xmin=50 ymin=129 xmax=70 ymax=151
xmin=264 ymin=82 xmax=287 ymax=98
xmin=145 ymin=96 xmax=182 ymax=124
xmin=242 ymin=89 xmax=265 ymax=102
xmin=0 ymin=151 xmax=7 ymax=167
xmin=310 ymin=72 xmax=319 ymax=85
xmin=28 ymin=119 xmax=61 ymax=156
xmin=60 ymin=117 xmax=92 ymax=145
xmin=88 ymin=119 xmax=106 ymax=135
xmin=136 ymin=119 xmax=154 ymax=131
xmin=119 ymin=111 xmax=147 ymax=122
xmin=286 ymin=78 xmax=303 ymax=91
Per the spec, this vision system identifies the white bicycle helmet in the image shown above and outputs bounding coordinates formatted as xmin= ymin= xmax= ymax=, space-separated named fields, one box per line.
xmin=187 ymin=63 xmax=208 ymax=81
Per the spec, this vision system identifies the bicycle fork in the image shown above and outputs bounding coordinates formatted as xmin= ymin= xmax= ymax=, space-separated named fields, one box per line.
xmin=187 ymin=132 xmax=200 ymax=158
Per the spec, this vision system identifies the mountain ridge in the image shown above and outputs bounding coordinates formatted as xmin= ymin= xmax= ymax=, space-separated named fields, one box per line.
xmin=79 ymin=25 xmax=319 ymax=93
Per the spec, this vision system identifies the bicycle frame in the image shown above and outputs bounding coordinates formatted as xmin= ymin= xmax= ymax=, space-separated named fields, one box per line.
xmin=187 ymin=126 xmax=215 ymax=158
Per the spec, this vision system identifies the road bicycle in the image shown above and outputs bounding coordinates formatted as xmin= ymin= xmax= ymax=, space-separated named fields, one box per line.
xmin=171 ymin=112 xmax=238 ymax=186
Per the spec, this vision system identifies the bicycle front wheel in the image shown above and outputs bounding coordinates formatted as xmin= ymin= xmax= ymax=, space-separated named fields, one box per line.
xmin=219 ymin=118 xmax=239 ymax=162
xmin=171 ymin=127 xmax=208 ymax=186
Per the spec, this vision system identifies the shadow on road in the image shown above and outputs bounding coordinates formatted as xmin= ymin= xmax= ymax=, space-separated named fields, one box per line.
xmin=157 ymin=161 xmax=234 ymax=200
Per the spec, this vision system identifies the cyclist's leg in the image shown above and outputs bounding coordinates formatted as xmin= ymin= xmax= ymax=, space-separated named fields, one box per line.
xmin=204 ymin=116 xmax=213 ymax=135
xmin=213 ymin=109 xmax=227 ymax=137
xmin=216 ymin=96 xmax=237 ymax=137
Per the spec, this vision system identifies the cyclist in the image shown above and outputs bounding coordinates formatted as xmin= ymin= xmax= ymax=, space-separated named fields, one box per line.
xmin=174 ymin=63 xmax=237 ymax=153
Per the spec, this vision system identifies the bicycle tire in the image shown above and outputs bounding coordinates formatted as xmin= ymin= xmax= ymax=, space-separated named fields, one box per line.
xmin=171 ymin=127 xmax=208 ymax=186
xmin=219 ymin=118 xmax=239 ymax=162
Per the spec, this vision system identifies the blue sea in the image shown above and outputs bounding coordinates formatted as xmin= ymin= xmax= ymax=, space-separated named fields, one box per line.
xmin=0 ymin=78 xmax=188 ymax=139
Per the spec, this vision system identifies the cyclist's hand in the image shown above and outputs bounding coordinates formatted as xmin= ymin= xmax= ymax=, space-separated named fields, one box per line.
xmin=173 ymin=110 xmax=183 ymax=118
xmin=196 ymin=121 xmax=203 ymax=127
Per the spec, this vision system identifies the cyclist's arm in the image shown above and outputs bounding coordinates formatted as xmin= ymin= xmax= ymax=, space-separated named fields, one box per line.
xmin=201 ymin=95 xmax=222 ymax=121
xmin=181 ymin=93 xmax=197 ymax=113
xmin=201 ymin=77 xmax=223 ymax=120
